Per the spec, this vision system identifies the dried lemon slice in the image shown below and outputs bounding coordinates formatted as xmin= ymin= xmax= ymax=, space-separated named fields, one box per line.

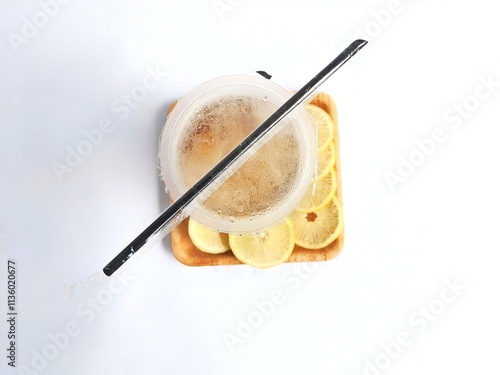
xmin=295 ymin=170 xmax=337 ymax=213
xmin=316 ymin=141 xmax=335 ymax=180
xmin=188 ymin=218 xmax=230 ymax=254
xmin=228 ymin=219 xmax=295 ymax=268
xmin=306 ymin=104 xmax=335 ymax=152
xmin=291 ymin=196 xmax=343 ymax=249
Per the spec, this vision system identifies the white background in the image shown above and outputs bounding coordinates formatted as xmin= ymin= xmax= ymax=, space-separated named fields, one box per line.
xmin=1 ymin=0 xmax=500 ymax=374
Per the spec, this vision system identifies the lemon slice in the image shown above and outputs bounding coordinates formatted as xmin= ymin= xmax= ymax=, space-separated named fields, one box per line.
xmin=316 ymin=141 xmax=336 ymax=180
xmin=296 ymin=170 xmax=337 ymax=213
xmin=291 ymin=195 xmax=343 ymax=249
xmin=228 ymin=220 xmax=295 ymax=268
xmin=306 ymin=104 xmax=335 ymax=152
xmin=188 ymin=218 xmax=230 ymax=254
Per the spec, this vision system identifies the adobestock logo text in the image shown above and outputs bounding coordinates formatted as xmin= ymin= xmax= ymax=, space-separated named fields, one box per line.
xmin=51 ymin=65 xmax=168 ymax=182
xmin=223 ymin=263 xmax=318 ymax=353
xmin=16 ymin=270 xmax=134 ymax=375
xmin=8 ymin=0 xmax=70 ymax=53
xmin=361 ymin=278 xmax=466 ymax=375
xmin=384 ymin=74 xmax=499 ymax=191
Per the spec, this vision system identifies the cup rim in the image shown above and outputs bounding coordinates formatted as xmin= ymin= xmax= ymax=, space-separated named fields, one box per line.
xmin=158 ymin=74 xmax=317 ymax=233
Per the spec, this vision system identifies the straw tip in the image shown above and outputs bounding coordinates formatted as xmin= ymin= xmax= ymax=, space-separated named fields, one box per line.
xmin=353 ymin=39 xmax=369 ymax=48
xmin=344 ymin=39 xmax=368 ymax=57
xmin=103 ymin=266 xmax=113 ymax=277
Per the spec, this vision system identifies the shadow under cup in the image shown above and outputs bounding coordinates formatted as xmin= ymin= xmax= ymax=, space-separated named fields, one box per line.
xmin=158 ymin=74 xmax=317 ymax=234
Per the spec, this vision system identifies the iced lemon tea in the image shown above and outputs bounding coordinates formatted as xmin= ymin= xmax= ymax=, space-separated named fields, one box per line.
xmin=159 ymin=75 xmax=317 ymax=233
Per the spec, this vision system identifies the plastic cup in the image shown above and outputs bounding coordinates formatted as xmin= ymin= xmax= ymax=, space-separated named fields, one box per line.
xmin=158 ymin=74 xmax=317 ymax=233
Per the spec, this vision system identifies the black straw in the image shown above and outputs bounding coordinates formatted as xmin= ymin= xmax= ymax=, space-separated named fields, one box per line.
xmin=103 ymin=39 xmax=368 ymax=276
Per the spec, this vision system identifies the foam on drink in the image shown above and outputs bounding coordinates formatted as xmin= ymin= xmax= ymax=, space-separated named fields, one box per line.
xmin=178 ymin=94 xmax=302 ymax=223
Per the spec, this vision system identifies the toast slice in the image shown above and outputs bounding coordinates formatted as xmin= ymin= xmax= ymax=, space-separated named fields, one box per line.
xmin=167 ymin=92 xmax=344 ymax=266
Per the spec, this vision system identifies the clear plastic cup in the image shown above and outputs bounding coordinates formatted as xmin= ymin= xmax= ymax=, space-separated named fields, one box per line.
xmin=158 ymin=74 xmax=317 ymax=233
